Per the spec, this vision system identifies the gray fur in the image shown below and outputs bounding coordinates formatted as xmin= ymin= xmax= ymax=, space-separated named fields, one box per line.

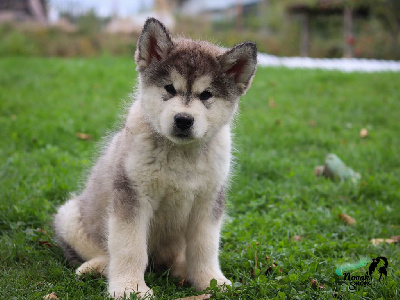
xmin=140 ymin=42 xmax=239 ymax=102
xmin=213 ymin=186 xmax=226 ymax=220
xmin=55 ymin=234 xmax=84 ymax=266
xmin=112 ymin=163 xmax=139 ymax=220
xmin=79 ymin=158 xmax=112 ymax=250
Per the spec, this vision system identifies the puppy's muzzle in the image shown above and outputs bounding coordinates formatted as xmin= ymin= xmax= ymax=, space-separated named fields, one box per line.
xmin=174 ymin=113 xmax=194 ymax=131
xmin=172 ymin=113 xmax=194 ymax=139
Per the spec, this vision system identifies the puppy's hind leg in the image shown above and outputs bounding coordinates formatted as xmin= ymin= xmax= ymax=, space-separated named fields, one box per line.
xmin=54 ymin=198 xmax=107 ymax=272
xmin=76 ymin=255 xmax=108 ymax=277
xmin=170 ymin=246 xmax=186 ymax=280
xmin=155 ymin=238 xmax=187 ymax=279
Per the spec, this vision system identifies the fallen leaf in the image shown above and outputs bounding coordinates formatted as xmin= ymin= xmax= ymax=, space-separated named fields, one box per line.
xmin=339 ymin=213 xmax=357 ymax=226
xmin=43 ymin=292 xmax=58 ymax=300
xmin=370 ymin=238 xmax=396 ymax=245
xmin=175 ymin=294 xmax=212 ymax=300
xmin=265 ymin=261 xmax=281 ymax=274
xmin=36 ymin=228 xmax=47 ymax=234
xmin=292 ymin=235 xmax=303 ymax=242
xmin=391 ymin=235 xmax=400 ymax=242
xmin=310 ymin=278 xmax=325 ymax=290
xmin=269 ymin=97 xmax=276 ymax=108
xmin=275 ymin=119 xmax=281 ymax=125
xmin=39 ymin=240 xmax=52 ymax=248
xmin=309 ymin=120 xmax=316 ymax=127
xmin=311 ymin=278 xmax=317 ymax=287
xmin=314 ymin=166 xmax=324 ymax=177
xmin=178 ymin=278 xmax=186 ymax=287
xmin=360 ymin=128 xmax=368 ymax=138
xmin=11 ymin=114 xmax=17 ymax=120
xmin=76 ymin=132 xmax=92 ymax=140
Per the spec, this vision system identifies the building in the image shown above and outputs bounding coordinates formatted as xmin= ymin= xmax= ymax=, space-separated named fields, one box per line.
xmin=0 ymin=0 xmax=47 ymax=24
xmin=179 ymin=0 xmax=260 ymax=21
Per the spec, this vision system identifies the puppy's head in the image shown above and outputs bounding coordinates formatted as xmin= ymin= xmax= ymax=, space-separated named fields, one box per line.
xmin=135 ymin=18 xmax=257 ymax=144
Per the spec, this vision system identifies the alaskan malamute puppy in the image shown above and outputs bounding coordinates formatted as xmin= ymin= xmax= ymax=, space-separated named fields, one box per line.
xmin=54 ymin=18 xmax=257 ymax=298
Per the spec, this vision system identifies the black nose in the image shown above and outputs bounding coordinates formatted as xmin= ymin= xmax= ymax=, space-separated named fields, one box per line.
xmin=174 ymin=113 xmax=194 ymax=130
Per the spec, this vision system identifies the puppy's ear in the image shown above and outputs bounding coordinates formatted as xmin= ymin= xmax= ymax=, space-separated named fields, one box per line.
xmin=218 ymin=42 xmax=257 ymax=94
xmin=135 ymin=18 xmax=173 ymax=71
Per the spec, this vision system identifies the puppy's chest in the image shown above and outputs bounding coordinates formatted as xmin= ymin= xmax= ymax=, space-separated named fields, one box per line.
xmin=150 ymin=186 xmax=194 ymax=232
xmin=132 ymin=146 xmax=218 ymax=199
xmin=131 ymin=149 xmax=213 ymax=237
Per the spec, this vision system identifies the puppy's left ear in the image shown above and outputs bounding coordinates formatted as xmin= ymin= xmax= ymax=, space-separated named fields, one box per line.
xmin=135 ymin=18 xmax=173 ymax=71
xmin=218 ymin=42 xmax=257 ymax=94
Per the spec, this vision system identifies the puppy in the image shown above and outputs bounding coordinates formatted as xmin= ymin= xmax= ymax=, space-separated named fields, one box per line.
xmin=54 ymin=18 xmax=257 ymax=298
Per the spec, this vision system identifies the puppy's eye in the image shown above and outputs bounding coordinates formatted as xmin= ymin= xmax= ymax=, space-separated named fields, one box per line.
xmin=164 ymin=84 xmax=176 ymax=96
xmin=199 ymin=91 xmax=212 ymax=101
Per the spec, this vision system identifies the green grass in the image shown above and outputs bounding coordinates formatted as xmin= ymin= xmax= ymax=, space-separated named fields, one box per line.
xmin=1 ymin=57 xmax=399 ymax=299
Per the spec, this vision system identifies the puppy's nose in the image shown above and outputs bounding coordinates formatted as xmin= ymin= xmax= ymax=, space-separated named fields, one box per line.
xmin=174 ymin=113 xmax=194 ymax=130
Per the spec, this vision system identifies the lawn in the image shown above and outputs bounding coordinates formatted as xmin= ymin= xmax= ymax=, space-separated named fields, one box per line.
xmin=0 ymin=57 xmax=399 ymax=300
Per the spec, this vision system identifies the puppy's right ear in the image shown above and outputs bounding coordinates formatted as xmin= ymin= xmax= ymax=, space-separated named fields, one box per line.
xmin=218 ymin=42 xmax=257 ymax=95
xmin=135 ymin=18 xmax=173 ymax=71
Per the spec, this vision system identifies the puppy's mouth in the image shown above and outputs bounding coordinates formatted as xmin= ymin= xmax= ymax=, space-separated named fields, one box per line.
xmin=172 ymin=128 xmax=193 ymax=139
xmin=169 ymin=127 xmax=197 ymax=144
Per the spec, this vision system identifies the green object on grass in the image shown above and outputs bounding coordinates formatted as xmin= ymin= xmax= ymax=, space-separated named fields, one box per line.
xmin=335 ymin=257 xmax=369 ymax=276
xmin=315 ymin=153 xmax=361 ymax=183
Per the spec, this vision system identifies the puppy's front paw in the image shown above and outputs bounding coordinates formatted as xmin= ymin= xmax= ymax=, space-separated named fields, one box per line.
xmin=109 ymin=282 xmax=153 ymax=299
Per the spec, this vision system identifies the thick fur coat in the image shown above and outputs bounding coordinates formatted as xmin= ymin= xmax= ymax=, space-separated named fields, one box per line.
xmin=54 ymin=18 xmax=257 ymax=298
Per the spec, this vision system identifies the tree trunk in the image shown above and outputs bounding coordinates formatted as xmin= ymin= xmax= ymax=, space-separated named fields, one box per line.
xmin=301 ymin=13 xmax=310 ymax=57
xmin=343 ymin=7 xmax=354 ymax=58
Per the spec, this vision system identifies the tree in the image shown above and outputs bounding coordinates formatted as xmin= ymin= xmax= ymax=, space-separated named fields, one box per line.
xmin=369 ymin=0 xmax=400 ymax=54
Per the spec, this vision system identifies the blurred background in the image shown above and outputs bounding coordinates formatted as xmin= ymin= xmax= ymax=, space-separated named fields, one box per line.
xmin=0 ymin=0 xmax=399 ymax=60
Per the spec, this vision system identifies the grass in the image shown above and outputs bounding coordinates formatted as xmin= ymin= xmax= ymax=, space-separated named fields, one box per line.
xmin=1 ymin=57 xmax=399 ymax=299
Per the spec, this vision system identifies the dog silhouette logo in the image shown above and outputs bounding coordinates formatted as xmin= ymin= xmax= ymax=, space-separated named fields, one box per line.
xmin=368 ymin=256 xmax=388 ymax=281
